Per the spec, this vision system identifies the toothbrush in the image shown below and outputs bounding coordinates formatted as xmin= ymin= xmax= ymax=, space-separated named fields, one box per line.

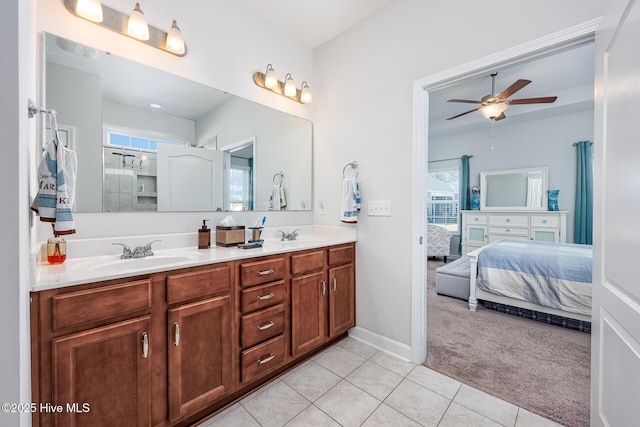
xmin=254 ymin=216 xmax=261 ymax=228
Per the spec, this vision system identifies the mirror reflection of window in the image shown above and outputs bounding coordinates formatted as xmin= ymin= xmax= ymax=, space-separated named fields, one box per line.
xmin=427 ymin=169 xmax=460 ymax=233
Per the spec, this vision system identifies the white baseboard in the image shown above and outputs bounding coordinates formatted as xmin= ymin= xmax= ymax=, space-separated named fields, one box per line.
xmin=348 ymin=326 xmax=412 ymax=362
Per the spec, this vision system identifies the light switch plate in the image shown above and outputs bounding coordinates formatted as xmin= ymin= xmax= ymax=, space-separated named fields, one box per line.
xmin=368 ymin=200 xmax=391 ymax=216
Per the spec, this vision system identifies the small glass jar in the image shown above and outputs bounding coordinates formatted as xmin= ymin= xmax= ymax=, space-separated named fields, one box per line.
xmin=47 ymin=236 xmax=67 ymax=264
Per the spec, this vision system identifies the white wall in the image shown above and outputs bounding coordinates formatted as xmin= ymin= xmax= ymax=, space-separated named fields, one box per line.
xmin=312 ymin=0 xmax=604 ymax=350
xmin=429 ymin=109 xmax=594 ymax=243
xmin=35 ymin=0 xmax=315 ymax=242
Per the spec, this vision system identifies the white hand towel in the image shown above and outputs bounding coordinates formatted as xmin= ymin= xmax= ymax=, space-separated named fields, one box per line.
xmin=31 ymin=140 xmax=77 ymax=235
xmin=340 ymin=177 xmax=361 ymax=223
xmin=279 ymin=184 xmax=287 ymax=209
xmin=269 ymin=184 xmax=287 ymax=210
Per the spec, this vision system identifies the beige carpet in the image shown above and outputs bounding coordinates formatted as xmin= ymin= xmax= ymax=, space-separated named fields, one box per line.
xmin=425 ymin=259 xmax=590 ymax=427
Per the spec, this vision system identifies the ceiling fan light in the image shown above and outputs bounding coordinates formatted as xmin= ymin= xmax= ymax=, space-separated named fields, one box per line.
xmin=479 ymin=103 xmax=508 ymax=119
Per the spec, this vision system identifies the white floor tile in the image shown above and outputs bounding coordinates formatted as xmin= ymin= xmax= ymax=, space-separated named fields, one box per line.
xmin=198 ymin=404 xmax=260 ymax=427
xmin=370 ymin=351 xmax=415 ymax=377
xmin=338 ymin=337 xmax=378 ymax=359
xmin=439 ymin=402 xmax=503 ymax=427
xmin=313 ymin=345 xmax=367 ymax=377
xmin=315 ymin=380 xmax=381 ymax=427
xmin=361 ymin=403 xmax=422 ymax=427
xmin=346 ymin=360 xmax=404 ymax=401
xmin=453 ymin=384 xmax=519 ymax=427
xmin=407 ymin=365 xmax=461 ymax=399
xmin=515 ymin=408 xmax=565 ymax=427
xmin=282 ymin=361 xmax=341 ymax=402
xmin=284 ymin=405 xmax=341 ymax=427
xmin=241 ymin=381 xmax=310 ymax=427
xmin=384 ymin=378 xmax=451 ymax=426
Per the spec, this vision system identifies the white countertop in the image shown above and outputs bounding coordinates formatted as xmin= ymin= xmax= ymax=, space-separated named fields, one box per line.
xmin=31 ymin=227 xmax=356 ymax=292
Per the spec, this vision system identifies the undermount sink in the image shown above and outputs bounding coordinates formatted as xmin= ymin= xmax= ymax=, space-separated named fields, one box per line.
xmin=89 ymin=254 xmax=202 ymax=273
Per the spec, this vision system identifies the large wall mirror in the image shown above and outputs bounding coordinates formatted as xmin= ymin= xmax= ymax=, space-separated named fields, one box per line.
xmin=480 ymin=167 xmax=548 ymax=210
xmin=44 ymin=33 xmax=312 ymax=213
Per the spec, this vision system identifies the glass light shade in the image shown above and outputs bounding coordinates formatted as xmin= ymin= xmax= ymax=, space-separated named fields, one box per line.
xmin=264 ymin=65 xmax=278 ymax=89
xmin=284 ymin=73 xmax=296 ymax=97
xmin=128 ymin=3 xmax=150 ymax=41
xmin=300 ymin=82 xmax=312 ymax=104
xmin=478 ymin=103 xmax=508 ymax=119
xmin=76 ymin=0 xmax=103 ymax=22
xmin=166 ymin=20 xmax=185 ymax=54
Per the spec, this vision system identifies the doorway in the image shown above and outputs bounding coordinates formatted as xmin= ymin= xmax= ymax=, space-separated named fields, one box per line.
xmin=220 ymin=136 xmax=256 ymax=211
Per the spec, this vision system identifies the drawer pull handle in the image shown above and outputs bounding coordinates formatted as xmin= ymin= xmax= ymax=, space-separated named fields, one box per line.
xmin=321 ymin=280 xmax=326 ymax=296
xmin=333 ymin=277 xmax=337 ymax=292
xmin=174 ymin=322 xmax=180 ymax=347
xmin=258 ymin=321 xmax=275 ymax=331
xmin=142 ymin=332 xmax=149 ymax=359
xmin=258 ymin=292 xmax=275 ymax=301
xmin=258 ymin=353 xmax=275 ymax=365
xmin=257 ymin=269 xmax=275 ymax=276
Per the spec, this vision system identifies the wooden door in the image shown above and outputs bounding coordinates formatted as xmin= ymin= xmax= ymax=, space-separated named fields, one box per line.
xmin=592 ymin=1 xmax=640 ymax=425
xmin=329 ymin=264 xmax=355 ymax=337
xmin=291 ymin=271 xmax=327 ymax=356
xmin=51 ymin=316 xmax=151 ymax=427
xmin=168 ymin=295 xmax=232 ymax=422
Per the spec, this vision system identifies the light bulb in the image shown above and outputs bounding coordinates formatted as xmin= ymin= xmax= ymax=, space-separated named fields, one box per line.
xmin=478 ymin=103 xmax=508 ymax=119
xmin=76 ymin=0 xmax=103 ymax=22
xmin=128 ymin=3 xmax=149 ymax=41
xmin=284 ymin=73 xmax=296 ymax=97
xmin=300 ymin=81 xmax=312 ymax=104
xmin=166 ymin=20 xmax=185 ymax=55
xmin=264 ymin=64 xmax=278 ymax=89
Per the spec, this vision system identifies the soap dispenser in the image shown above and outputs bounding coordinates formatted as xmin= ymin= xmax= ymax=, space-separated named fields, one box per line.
xmin=198 ymin=220 xmax=211 ymax=249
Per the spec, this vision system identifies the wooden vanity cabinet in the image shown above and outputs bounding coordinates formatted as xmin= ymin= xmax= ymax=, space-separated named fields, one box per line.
xmin=328 ymin=244 xmax=356 ymax=337
xmin=166 ymin=265 xmax=234 ymax=423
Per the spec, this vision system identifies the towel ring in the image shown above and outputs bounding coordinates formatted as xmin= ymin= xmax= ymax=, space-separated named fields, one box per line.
xmin=342 ymin=161 xmax=359 ymax=178
xmin=273 ymin=171 xmax=284 ymax=185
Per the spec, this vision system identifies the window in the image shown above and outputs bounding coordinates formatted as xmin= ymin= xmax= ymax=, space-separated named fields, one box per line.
xmin=427 ymin=169 xmax=459 ymax=232
xmin=104 ymin=125 xmax=187 ymax=152
xmin=228 ymin=164 xmax=252 ymax=211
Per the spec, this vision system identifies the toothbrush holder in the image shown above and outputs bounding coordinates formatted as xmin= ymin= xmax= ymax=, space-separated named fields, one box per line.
xmin=248 ymin=227 xmax=263 ymax=243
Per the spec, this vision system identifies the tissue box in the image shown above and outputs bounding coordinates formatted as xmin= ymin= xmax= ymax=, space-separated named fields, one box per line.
xmin=216 ymin=226 xmax=245 ymax=247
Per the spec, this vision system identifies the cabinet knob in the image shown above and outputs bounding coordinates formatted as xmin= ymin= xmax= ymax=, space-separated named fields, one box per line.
xmin=506 ymin=228 xmax=510 ymax=232
xmin=542 ymin=219 xmax=548 ymax=224
xmin=474 ymin=218 xmax=479 ymax=221
xmin=506 ymin=218 xmax=511 ymax=223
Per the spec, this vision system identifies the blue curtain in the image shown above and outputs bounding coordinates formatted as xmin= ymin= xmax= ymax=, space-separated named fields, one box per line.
xmin=458 ymin=155 xmax=470 ymax=254
xmin=575 ymin=141 xmax=593 ymax=244
xmin=248 ymin=158 xmax=254 ymax=210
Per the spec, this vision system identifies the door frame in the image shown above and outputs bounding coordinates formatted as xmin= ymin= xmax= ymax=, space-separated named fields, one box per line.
xmin=409 ymin=19 xmax=602 ymax=364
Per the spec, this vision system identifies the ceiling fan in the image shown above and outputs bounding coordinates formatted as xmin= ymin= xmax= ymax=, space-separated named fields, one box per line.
xmin=446 ymin=72 xmax=558 ymax=121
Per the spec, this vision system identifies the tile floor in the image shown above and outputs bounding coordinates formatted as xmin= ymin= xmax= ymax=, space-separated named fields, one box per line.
xmin=198 ymin=338 xmax=564 ymax=427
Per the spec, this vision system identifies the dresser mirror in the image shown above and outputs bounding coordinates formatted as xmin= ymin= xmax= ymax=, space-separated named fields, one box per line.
xmin=44 ymin=32 xmax=312 ymax=213
xmin=480 ymin=167 xmax=548 ymax=210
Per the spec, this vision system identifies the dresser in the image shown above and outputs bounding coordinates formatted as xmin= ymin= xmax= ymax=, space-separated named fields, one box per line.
xmin=461 ymin=210 xmax=568 ymax=255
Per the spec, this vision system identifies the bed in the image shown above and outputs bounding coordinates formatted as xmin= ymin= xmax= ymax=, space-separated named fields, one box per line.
xmin=467 ymin=239 xmax=592 ymax=323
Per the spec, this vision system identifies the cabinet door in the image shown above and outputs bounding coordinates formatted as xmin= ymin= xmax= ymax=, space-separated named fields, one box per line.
xmin=329 ymin=263 xmax=355 ymax=337
xmin=168 ymin=295 xmax=232 ymax=422
xmin=465 ymin=225 xmax=487 ymax=245
xmin=291 ymin=271 xmax=327 ymax=356
xmin=531 ymin=228 xmax=560 ymax=242
xmin=51 ymin=316 xmax=151 ymax=427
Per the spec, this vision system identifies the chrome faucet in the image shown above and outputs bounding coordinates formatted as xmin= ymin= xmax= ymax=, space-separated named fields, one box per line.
xmin=113 ymin=240 xmax=161 ymax=259
xmin=278 ymin=229 xmax=299 ymax=241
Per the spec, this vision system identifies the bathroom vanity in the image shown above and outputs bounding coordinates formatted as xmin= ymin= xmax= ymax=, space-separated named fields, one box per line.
xmin=30 ymin=235 xmax=355 ymax=427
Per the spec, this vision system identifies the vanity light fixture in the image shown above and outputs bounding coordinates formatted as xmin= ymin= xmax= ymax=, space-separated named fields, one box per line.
xmin=253 ymin=65 xmax=312 ymax=104
xmin=63 ymin=0 xmax=187 ymax=57
xmin=127 ymin=3 xmax=149 ymax=41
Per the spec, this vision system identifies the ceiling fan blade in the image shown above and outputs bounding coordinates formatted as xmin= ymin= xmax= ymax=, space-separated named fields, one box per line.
xmin=447 ymin=99 xmax=483 ymax=104
xmin=497 ymin=79 xmax=531 ymax=99
xmin=446 ymin=108 xmax=479 ymax=120
xmin=508 ymin=96 xmax=558 ymax=105
xmin=494 ymin=112 xmax=506 ymax=121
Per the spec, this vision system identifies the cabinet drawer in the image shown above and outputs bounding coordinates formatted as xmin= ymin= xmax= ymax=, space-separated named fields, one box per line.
xmin=328 ymin=245 xmax=355 ymax=266
xmin=52 ymin=279 xmax=151 ymax=331
xmin=241 ymin=304 xmax=285 ymax=349
xmin=241 ymin=335 xmax=285 ymax=384
xmin=291 ymin=250 xmax=324 ymax=275
xmin=489 ymin=226 xmax=529 ymax=236
xmin=489 ymin=215 xmax=528 ymax=227
xmin=241 ymin=281 xmax=285 ymax=314
xmin=531 ymin=215 xmax=560 ymax=227
xmin=167 ymin=264 xmax=231 ymax=304
xmin=465 ymin=214 xmax=487 ymax=225
xmin=240 ymin=257 xmax=286 ymax=288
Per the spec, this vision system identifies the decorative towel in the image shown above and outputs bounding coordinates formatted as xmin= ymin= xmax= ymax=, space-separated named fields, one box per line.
xmin=340 ymin=177 xmax=361 ymax=223
xmin=31 ymin=139 xmax=77 ymax=235
xmin=269 ymin=184 xmax=287 ymax=210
